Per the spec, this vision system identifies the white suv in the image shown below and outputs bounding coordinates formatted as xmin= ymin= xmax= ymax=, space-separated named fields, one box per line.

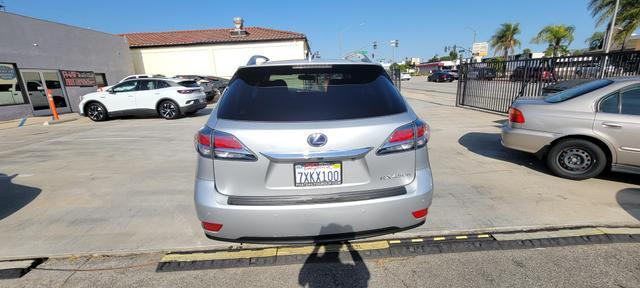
xmin=79 ymin=78 xmax=206 ymax=121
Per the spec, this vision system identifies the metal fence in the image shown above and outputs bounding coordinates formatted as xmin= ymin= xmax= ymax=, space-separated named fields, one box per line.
xmin=456 ymin=51 xmax=640 ymax=113
xmin=390 ymin=67 xmax=402 ymax=91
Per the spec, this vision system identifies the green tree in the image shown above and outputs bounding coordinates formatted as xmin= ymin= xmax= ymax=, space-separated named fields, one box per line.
xmin=589 ymin=0 xmax=640 ymax=50
xmin=489 ymin=23 xmax=522 ymax=59
xmin=585 ymin=31 xmax=606 ymax=50
xmin=532 ymin=24 xmax=575 ymax=57
xmin=521 ymin=48 xmax=532 ymax=58
xmin=428 ymin=54 xmax=439 ymax=62
xmin=449 ymin=50 xmax=458 ymax=60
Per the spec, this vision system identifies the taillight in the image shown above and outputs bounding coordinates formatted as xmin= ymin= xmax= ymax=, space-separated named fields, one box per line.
xmin=195 ymin=126 xmax=213 ymax=157
xmin=377 ymin=119 xmax=430 ymax=155
xmin=412 ymin=208 xmax=428 ymax=219
xmin=195 ymin=127 xmax=257 ymax=161
xmin=202 ymin=222 xmax=223 ymax=232
xmin=178 ymin=89 xmax=197 ymax=94
xmin=509 ymin=107 xmax=525 ymax=124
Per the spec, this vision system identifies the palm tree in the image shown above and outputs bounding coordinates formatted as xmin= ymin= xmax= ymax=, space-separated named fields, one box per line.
xmin=589 ymin=0 xmax=640 ymax=50
xmin=586 ymin=31 xmax=606 ymax=50
xmin=532 ymin=25 xmax=575 ymax=57
xmin=489 ymin=23 xmax=521 ymax=59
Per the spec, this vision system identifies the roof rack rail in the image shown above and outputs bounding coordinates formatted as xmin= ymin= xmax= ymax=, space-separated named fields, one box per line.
xmin=246 ymin=55 xmax=270 ymax=65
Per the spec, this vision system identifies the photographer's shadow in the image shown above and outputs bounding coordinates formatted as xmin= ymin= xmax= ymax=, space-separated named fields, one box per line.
xmin=298 ymin=224 xmax=370 ymax=288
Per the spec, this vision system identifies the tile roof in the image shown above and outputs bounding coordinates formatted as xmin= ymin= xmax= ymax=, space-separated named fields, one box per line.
xmin=120 ymin=27 xmax=307 ymax=48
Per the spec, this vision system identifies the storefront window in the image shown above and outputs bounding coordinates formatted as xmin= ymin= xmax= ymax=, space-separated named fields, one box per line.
xmin=0 ymin=63 xmax=27 ymax=106
xmin=95 ymin=73 xmax=108 ymax=87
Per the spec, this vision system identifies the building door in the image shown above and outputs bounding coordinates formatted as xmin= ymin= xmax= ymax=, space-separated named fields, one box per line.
xmin=21 ymin=70 xmax=71 ymax=116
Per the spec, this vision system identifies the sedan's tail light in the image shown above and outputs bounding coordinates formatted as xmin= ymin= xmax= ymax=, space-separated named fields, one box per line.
xmin=195 ymin=127 xmax=257 ymax=161
xmin=377 ymin=119 xmax=430 ymax=155
xmin=178 ymin=89 xmax=198 ymax=94
xmin=509 ymin=107 xmax=525 ymax=124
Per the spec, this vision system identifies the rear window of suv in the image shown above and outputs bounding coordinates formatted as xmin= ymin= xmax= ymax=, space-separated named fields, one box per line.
xmin=544 ymin=79 xmax=613 ymax=103
xmin=216 ymin=64 xmax=407 ymax=121
xmin=178 ymin=80 xmax=200 ymax=88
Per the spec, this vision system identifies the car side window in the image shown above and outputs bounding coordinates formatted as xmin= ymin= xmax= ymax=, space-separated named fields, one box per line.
xmin=599 ymin=93 xmax=619 ymax=114
xmin=137 ymin=80 xmax=156 ymax=91
xmin=621 ymin=87 xmax=640 ymax=116
xmin=112 ymin=81 xmax=137 ymax=93
xmin=156 ymin=80 xmax=171 ymax=89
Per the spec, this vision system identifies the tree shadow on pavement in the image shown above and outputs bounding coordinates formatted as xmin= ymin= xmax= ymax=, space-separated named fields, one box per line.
xmin=0 ymin=173 xmax=41 ymax=221
xmin=458 ymin=132 xmax=549 ymax=173
xmin=617 ymin=188 xmax=640 ymax=221
xmin=298 ymin=224 xmax=370 ymax=288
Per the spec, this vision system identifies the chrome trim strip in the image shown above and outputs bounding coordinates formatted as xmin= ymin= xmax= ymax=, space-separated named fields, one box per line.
xmin=260 ymin=147 xmax=373 ymax=162
xmin=621 ymin=146 xmax=640 ymax=152
xmin=227 ymin=186 xmax=407 ymax=206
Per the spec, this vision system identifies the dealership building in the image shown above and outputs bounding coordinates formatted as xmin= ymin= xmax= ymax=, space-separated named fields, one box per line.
xmin=0 ymin=12 xmax=134 ymax=121
xmin=122 ymin=18 xmax=310 ymax=79
xmin=0 ymin=12 xmax=309 ymax=121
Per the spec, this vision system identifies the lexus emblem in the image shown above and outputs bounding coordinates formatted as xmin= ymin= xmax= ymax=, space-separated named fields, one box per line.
xmin=307 ymin=133 xmax=327 ymax=147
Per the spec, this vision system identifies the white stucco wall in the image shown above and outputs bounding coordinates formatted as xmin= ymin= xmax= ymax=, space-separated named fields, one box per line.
xmin=130 ymin=39 xmax=308 ymax=79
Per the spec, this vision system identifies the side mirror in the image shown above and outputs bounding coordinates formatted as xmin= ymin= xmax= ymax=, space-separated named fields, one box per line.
xmin=108 ymin=89 xmax=116 ymax=94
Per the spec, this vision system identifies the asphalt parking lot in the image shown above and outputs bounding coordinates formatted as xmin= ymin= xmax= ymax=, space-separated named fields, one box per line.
xmin=1 ymin=77 xmax=639 ymax=259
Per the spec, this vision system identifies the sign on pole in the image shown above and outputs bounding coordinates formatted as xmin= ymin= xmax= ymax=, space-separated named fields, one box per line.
xmin=472 ymin=42 xmax=489 ymax=57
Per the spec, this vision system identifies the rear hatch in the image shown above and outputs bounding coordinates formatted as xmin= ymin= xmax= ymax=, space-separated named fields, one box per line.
xmin=209 ymin=64 xmax=420 ymax=197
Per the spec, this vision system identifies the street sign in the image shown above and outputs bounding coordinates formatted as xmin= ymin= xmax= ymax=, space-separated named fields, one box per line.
xmin=472 ymin=42 xmax=488 ymax=57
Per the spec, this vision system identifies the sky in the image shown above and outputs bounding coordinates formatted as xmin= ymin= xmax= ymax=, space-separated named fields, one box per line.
xmin=3 ymin=0 xmax=604 ymax=62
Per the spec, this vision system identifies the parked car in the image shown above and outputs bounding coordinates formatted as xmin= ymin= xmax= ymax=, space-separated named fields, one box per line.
xmin=118 ymin=74 xmax=166 ymax=83
xmin=541 ymin=79 xmax=593 ymax=95
xmin=193 ymin=59 xmax=433 ymax=242
xmin=509 ymin=66 xmax=555 ymax=82
xmin=575 ymin=64 xmax=621 ymax=77
xmin=502 ymin=77 xmax=640 ymax=180
xmin=443 ymin=69 xmax=459 ymax=80
xmin=79 ymin=78 xmax=206 ymax=121
xmin=175 ymin=75 xmax=217 ymax=101
xmin=400 ymin=73 xmax=412 ymax=81
xmin=428 ymin=71 xmax=453 ymax=82
xmin=467 ymin=67 xmax=496 ymax=80
xmin=202 ymin=76 xmax=229 ymax=93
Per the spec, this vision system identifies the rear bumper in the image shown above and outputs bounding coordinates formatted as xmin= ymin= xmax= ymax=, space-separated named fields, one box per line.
xmin=180 ymin=100 xmax=207 ymax=114
xmin=501 ymin=125 xmax=556 ymax=154
xmin=194 ymin=168 xmax=433 ymax=243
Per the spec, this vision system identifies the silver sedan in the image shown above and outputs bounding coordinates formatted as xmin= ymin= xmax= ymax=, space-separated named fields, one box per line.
xmin=502 ymin=77 xmax=640 ymax=180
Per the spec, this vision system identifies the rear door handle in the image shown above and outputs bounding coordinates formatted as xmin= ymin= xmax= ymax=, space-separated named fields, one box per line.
xmin=602 ymin=122 xmax=623 ymax=128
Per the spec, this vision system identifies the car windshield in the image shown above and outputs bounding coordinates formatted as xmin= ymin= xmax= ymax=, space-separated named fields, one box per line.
xmin=544 ymin=79 xmax=614 ymax=103
xmin=217 ymin=64 xmax=406 ymax=121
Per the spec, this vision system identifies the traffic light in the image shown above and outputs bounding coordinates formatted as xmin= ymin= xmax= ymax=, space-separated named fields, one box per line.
xmin=373 ymin=41 xmax=378 ymax=50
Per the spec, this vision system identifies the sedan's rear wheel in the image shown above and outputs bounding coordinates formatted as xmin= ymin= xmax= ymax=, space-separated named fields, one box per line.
xmin=86 ymin=102 xmax=108 ymax=122
xmin=158 ymin=100 xmax=181 ymax=120
xmin=546 ymin=139 xmax=607 ymax=180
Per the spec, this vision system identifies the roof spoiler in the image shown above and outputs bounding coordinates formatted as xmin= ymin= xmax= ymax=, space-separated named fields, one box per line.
xmin=246 ymin=55 xmax=270 ymax=65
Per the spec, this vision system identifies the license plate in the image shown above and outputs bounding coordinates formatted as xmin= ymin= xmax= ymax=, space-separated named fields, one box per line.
xmin=294 ymin=162 xmax=342 ymax=187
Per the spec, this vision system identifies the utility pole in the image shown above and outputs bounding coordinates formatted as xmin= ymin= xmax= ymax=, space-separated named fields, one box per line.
xmin=372 ymin=41 xmax=377 ymax=59
xmin=601 ymin=0 xmax=620 ymax=78
xmin=390 ymin=40 xmax=399 ymax=63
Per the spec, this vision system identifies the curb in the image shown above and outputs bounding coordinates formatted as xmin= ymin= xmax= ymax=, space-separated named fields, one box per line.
xmin=155 ymin=226 xmax=640 ymax=272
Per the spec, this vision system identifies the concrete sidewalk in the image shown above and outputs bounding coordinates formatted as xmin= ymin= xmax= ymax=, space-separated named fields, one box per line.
xmin=0 ymin=81 xmax=638 ymax=260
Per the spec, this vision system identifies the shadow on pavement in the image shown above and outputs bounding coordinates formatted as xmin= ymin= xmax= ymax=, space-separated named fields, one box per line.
xmin=458 ymin=132 xmax=549 ymax=173
xmin=0 ymin=173 xmax=41 ymax=221
xmin=617 ymin=188 xmax=640 ymax=221
xmin=298 ymin=224 xmax=370 ymax=288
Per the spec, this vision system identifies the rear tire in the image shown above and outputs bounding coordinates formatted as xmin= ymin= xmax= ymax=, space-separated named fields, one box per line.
xmin=85 ymin=102 xmax=108 ymax=122
xmin=158 ymin=100 xmax=181 ymax=120
xmin=546 ymin=139 xmax=607 ymax=180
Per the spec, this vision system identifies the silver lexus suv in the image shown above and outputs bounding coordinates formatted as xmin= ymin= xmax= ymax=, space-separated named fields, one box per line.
xmin=193 ymin=59 xmax=433 ymax=242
